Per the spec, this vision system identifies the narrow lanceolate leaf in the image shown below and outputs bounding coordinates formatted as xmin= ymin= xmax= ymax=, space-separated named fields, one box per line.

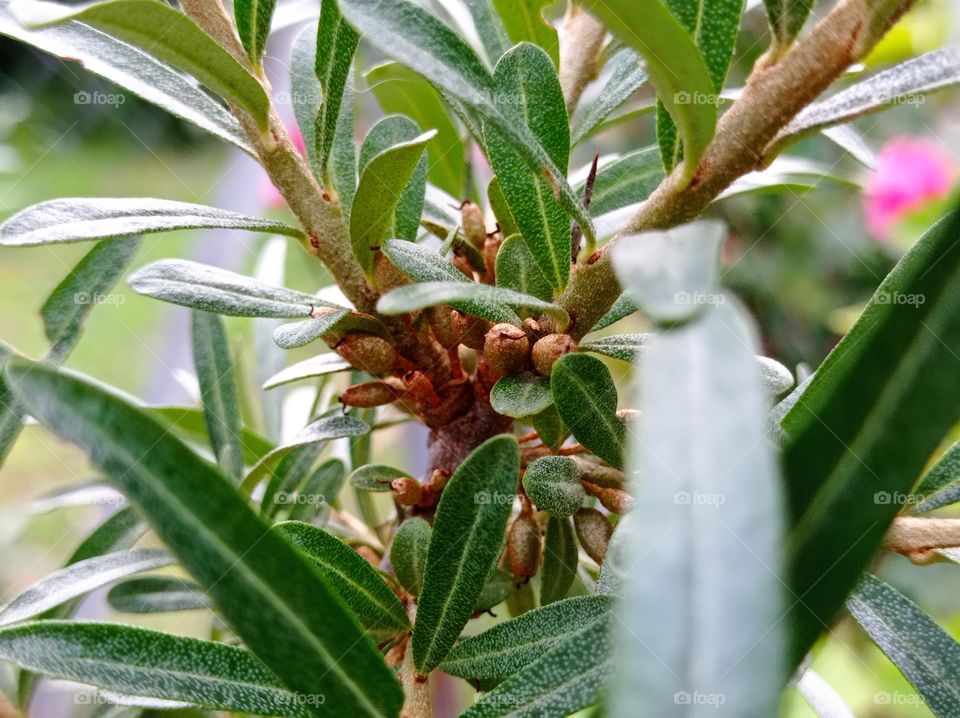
xmin=462 ymin=0 xmax=510 ymax=66
xmin=359 ymin=116 xmax=429 ymax=243
xmin=462 ymin=616 xmax=611 ymax=718
xmin=0 ymin=343 xmax=23 ymax=468
xmin=495 ymin=234 xmax=552 ymax=301
xmin=773 ymin=45 xmax=960 ymax=156
xmin=795 ymin=670 xmax=857 ymax=718
xmin=781 ymin=208 xmax=960 ymax=668
xmin=551 ymin=353 xmax=625 ymax=469
xmin=0 ymin=0 xmax=251 ymax=153
xmin=263 ymin=353 xmax=351 ymax=390
xmin=610 ymin=302 xmax=784 ymax=718
xmin=540 ymin=515 xmax=577 ymax=604
xmin=571 ymin=48 xmax=647 ymax=146
xmin=442 ymin=595 xmax=611 ymax=679
xmin=413 ymin=435 xmax=520 ymax=672
xmin=763 ymin=0 xmax=814 ymax=50
xmin=583 ymin=0 xmax=717 ymax=183
xmin=366 ymin=62 xmax=466 ymax=195
xmin=523 ymin=456 xmax=583 ymax=517
xmin=0 ymin=198 xmax=302 ymax=247
xmin=350 ymin=129 xmax=435 ymax=274
xmin=108 ymin=576 xmax=209 ymax=614
xmin=0 ymin=621 xmax=314 ymax=717
xmin=272 ymin=310 xmax=350 ymax=349
xmin=288 ymin=458 xmax=346 ymax=523
xmin=191 ymin=312 xmax=244 ymax=480
xmin=848 ymin=574 xmax=960 ymax=716
xmin=655 ymin=0 xmax=743 ymax=171
xmin=315 ymin=0 xmax=360 ymax=180
xmin=486 ymin=44 xmax=571 ymax=292
xmin=13 ymin=0 xmax=270 ymax=129
xmin=235 ymin=0 xmax=277 ymax=63
xmin=291 ymin=21 xmax=323 ymax=176
xmin=490 ymin=0 xmax=558 ymax=66
xmin=911 ymin=441 xmax=960 ymax=513
xmin=349 ymin=464 xmax=409 ymax=491
xmin=275 ymin=522 xmax=409 ymax=635
xmin=0 ymin=549 xmax=173 ymax=626
xmin=332 ymin=79 xmax=358 ymax=219
xmin=151 ymin=406 xmax=274 ymax=466
xmin=591 ymin=292 xmax=638 ymax=332
xmin=338 ymin=0 xmax=596 ymax=245
xmin=253 ymin=238 xmax=290 ymax=442
xmin=379 ymin=282 xmax=568 ymax=328
xmin=4 ymin=361 xmax=401 ymax=717
xmin=490 ymin=373 xmax=552 ymax=418
xmin=583 ymin=147 xmax=664 ymax=217
xmin=391 ymin=518 xmax=431 ymax=596
xmin=129 ymin=259 xmax=333 ymax=319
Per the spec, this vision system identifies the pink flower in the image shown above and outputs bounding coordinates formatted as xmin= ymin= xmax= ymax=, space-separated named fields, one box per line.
xmin=863 ymin=136 xmax=956 ymax=239
xmin=261 ymin=126 xmax=307 ymax=208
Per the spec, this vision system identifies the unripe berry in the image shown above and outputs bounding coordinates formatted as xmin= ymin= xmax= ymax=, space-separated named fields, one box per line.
xmin=483 ymin=323 xmax=530 ymax=376
xmin=336 ymin=334 xmax=396 ymax=375
xmin=507 ymin=513 xmax=542 ymax=578
xmin=461 ymin=200 xmax=487 ymax=249
xmin=340 ymin=378 xmax=404 ymax=408
xmin=574 ymin=507 xmax=613 ymax=564
xmin=450 ymin=310 xmax=490 ymax=351
xmin=531 ymin=334 xmax=577 ymax=376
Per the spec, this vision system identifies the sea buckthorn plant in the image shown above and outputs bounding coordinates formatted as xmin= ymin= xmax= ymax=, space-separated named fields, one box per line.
xmin=1 ymin=0 xmax=960 ymax=716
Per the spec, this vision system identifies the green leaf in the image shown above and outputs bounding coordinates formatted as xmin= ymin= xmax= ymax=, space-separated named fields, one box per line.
xmin=350 ymin=463 xmax=409 ymax=491
xmin=382 ymin=238 xmax=467 ymax=283
xmin=490 ymin=0 xmax=558 ymax=66
xmin=315 ymin=0 xmax=360 ymax=181
xmin=485 ymin=43 xmax=570 ymax=291
xmin=235 ymin=0 xmax=277 ymax=63
xmin=488 ymin=177 xmax=519 ymax=238
xmin=151 ymin=406 xmax=274 ymax=466
xmin=5 ymin=360 xmax=400 ymax=717
xmin=191 ymin=312 xmax=244 ymax=480
xmin=413 ymin=435 xmax=520 ymax=672
xmin=0 ymin=549 xmax=174 ymax=626
xmin=781 ymin=208 xmax=960 ymax=668
xmin=474 ymin=568 xmax=514 ymax=614
xmin=490 ymin=372 xmax=552 ymax=418
xmin=275 ymin=521 xmax=410 ymax=635
xmin=584 ymin=147 xmax=664 ymax=218
xmin=366 ymin=62 xmax=466 ymax=195
xmin=359 ymin=115 xmax=430 ymax=243
xmin=332 ymin=79 xmax=358 ymax=219
xmin=338 ymin=0 xmax=596 ymax=245
xmin=610 ymin=302 xmax=784 ymax=717
xmin=591 ymin=292 xmax=638 ymax=332
xmin=551 ymin=353 xmax=625 ymax=469
xmin=350 ymin=126 xmax=435 ymax=274
xmin=0 ymin=621 xmax=315 ymax=717
xmin=532 ymin=404 xmax=567 ymax=451
xmin=0 ymin=343 xmax=23 ymax=468
xmin=540 ymin=515 xmax=577 ymax=605
xmin=495 ymin=234 xmax=551 ymax=301
xmin=252 ymin=238 xmax=289 ymax=443
xmin=583 ymin=0 xmax=717 ymax=183
xmin=260 ymin=442 xmax=330 ymax=517
xmin=13 ymin=0 xmax=270 ymax=129
xmin=390 ymin=517 xmax=431 ymax=596
xmin=272 ymin=310 xmax=351 ymax=349
xmin=763 ymin=0 xmax=813 ymax=49
xmin=0 ymin=0 xmax=252 ymax=153
xmin=263 ymin=353 xmax=352 ymax=390
xmin=442 ymin=595 xmax=611 ymax=680
xmin=571 ymin=48 xmax=647 ymax=147
xmin=287 ymin=458 xmax=346 ymax=523
xmin=522 ymin=456 xmax=583 ymax=517
xmin=847 ymin=574 xmax=960 ymax=715
xmin=291 ymin=21 xmax=323 ymax=177
xmin=129 ymin=259 xmax=335 ymax=319
xmin=911 ymin=441 xmax=960 ymax=513
xmin=462 ymin=615 xmax=611 ymax=717
xmin=462 ymin=0 xmax=510 ymax=66
xmin=41 ymin=238 xmax=141 ymax=362
xmin=0 ymin=198 xmax=301 ymax=246
xmin=108 ymin=576 xmax=209 ymax=614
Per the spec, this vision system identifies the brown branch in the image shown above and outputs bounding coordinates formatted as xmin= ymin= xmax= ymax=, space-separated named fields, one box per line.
xmin=882 ymin=516 xmax=960 ymax=555
xmin=400 ymin=605 xmax=431 ymax=718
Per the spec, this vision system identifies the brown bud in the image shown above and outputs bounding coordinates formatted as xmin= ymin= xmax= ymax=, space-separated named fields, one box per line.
xmin=452 ymin=252 xmax=475 ymax=280
xmin=483 ymin=232 xmax=501 ymax=281
xmin=340 ymin=378 xmax=404 ymax=408
xmin=403 ymin=370 xmax=441 ymax=407
xmin=461 ymin=200 xmax=487 ymax=249
xmin=531 ymin=334 xmax=577 ymax=376
xmin=391 ymin=477 xmax=423 ymax=506
xmin=483 ymin=323 xmax=530 ymax=376
xmin=598 ymin=487 xmax=633 ymax=514
xmin=506 ymin=513 xmax=542 ymax=578
xmin=336 ymin=334 xmax=396 ymax=376
xmin=355 ymin=545 xmax=381 ymax=567
xmin=430 ymin=306 xmax=460 ymax=349
xmin=574 ymin=507 xmax=613 ymax=564
xmin=450 ymin=310 xmax=490 ymax=351
xmin=372 ymin=251 xmax=409 ymax=293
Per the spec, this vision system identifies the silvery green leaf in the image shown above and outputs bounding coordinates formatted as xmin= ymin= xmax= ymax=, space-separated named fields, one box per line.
xmin=108 ymin=576 xmax=209 ymax=614
xmin=523 ymin=456 xmax=584 ymax=517
xmin=495 ymin=234 xmax=552 ymax=302
xmin=315 ymin=0 xmax=360 ymax=180
xmin=540 ymin=515 xmax=578 ymax=604
xmin=390 ymin=517 xmax=431 ymax=596
xmin=272 ymin=310 xmax=351 ymax=349
xmin=580 ymin=148 xmax=664 ymax=217
xmin=795 ymin=669 xmax=856 ymax=718
xmin=263 ymin=353 xmax=352 ymax=390
xmin=349 ymin=464 xmax=409 ymax=492
xmin=490 ymin=373 xmax=553 ymax=418
xmin=571 ymin=47 xmax=648 ymax=147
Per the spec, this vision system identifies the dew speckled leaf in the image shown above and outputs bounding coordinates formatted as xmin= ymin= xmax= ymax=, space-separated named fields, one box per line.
xmin=583 ymin=147 xmax=664 ymax=217
xmin=523 ymin=456 xmax=584 ymax=517
xmin=495 ymin=234 xmax=552 ymax=302
xmin=108 ymin=576 xmax=210 ymax=614
xmin=490 ymin=373 xmax=553 ymax=418
xmin=263 ymin=353 xmax=352 ymax=390
xmin=571 ymin=47 xmax=647 ymax=146
xmin=315 ymin=0 xmax=359 ymax=178
xmin=540 ymin=515 xmax=578 ymax=605
xmin=390 ymin=517 xmax=432 ymax=596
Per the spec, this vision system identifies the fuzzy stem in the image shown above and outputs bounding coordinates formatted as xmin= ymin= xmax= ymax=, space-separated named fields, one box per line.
xmin=882 ymin=517 xmax=960 ymax=554
xmin=400 ymin=605 xmax=431 ymax=718
xmin=559 ymin=5 xmax=607 ymax=115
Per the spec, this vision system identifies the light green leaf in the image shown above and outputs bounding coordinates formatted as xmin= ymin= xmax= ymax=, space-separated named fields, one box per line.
xmin=129 ymin=259 xmax=335 ymax=319
xmin=490 ymin=0 xmax=558 ymax=66
xmin=316 ymin=0 xmax=360 ymax=181
xmin=13 ymin=0 xmax=270 ymax=129
xmin=350 ymin=127 xmax=435 ymax=274
xmin=349 ymin=463 xmax=409 ymax=491
xmin=151 ymin=406 xmax=274 ymax=467
xmin=911 ymin=441 xmax=960 ymax=513
xmin=5 ymin=360 xmax=400 ymax=717
xmin=0 ymin=0 xmax=252 ymax=153
xmin=763 ymin=0 xmax=814 ymax=49
xmin=272 ymin=310 xmax=351 ymax=349
xmin=571 ymin=47 xmax=647 ymax=147
xmin=462 ymin=0 xmax=509 ymax=66
xmin=191 ymin=312 xmax=244 ymax=480
xmin=390 ymin=518 xmax=431 ymax=596
xmin=263 ymin=353 xmax=352 ymax=390
xmin=0 ymin=549 xmax=174 ymax=626
xmin=291 ymin=21 xmax=323 ymax=176
xmin=413 ymin=435 xmax=520 ymax=672
xmin=848 ymin=574 xmax=960 ymax=716
xmin=540 ymin=515 xmax=577 ymax=605
xmin=781 ymin=208 xmax=960 ymax=668
xmin=583 ymin=0 xmax=717 ymax=183
xmin=332 ymin=79 xmax=358 ymax=218
xmin=441 ymin=595 xmax=611 ymax=679
xmin=0 ymin=198 xmax=301 ymax=247
xmin=235 ymin=0 xmax=277 ymax=63
xmin=0 ymin=621 xmax=314 ymax=717
xmin=495 ymin=234 xmax=551 ymax=301
xmin=551 ymin=353 xmax=625 ymax=469
xmin=276 ymin=521 xmax=410 ymax=635
xmin=108 ymin=576 xmax=209 ymax=614
xmin=583 ymin=147 xmax=663 ymax=217
xmin=490 ymin=372 xmax=552 ymax=418
xmin=366 ymin=62 xmax=466 ymax=195
xmin=0 ymin=343 xmax=23 ymax=469
xmin=522 ymin=456 xmax=583 ymax=517
xmin=486 ymin=43 xmax=570 ymax=291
